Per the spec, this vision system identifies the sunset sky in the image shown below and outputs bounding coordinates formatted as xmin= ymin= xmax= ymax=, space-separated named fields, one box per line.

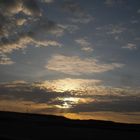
xmin=0 ymin=0 xmax=140 ymax=123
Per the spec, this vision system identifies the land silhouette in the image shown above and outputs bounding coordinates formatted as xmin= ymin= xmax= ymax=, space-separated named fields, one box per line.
xmin=0 ymin=111 xmax=140 ymax=140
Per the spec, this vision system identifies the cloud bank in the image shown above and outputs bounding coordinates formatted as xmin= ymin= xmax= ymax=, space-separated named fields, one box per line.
xmin=0 ymin=80 xmax=140 ymax=113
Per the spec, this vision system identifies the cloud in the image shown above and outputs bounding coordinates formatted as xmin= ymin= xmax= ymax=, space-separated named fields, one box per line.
xmin=0 ymin=0 xmax=41 ymax=15
xmin=62 ymin=1 xmax=87 ymax=17
xmin=41 ymin=0 xmax=54 ymax=3
xmin=0 ymin=36 xmax=30 ymax=65
xmin=105 ymin=0 xmax=124 ymax=7
xmin=22 ymin=0 xmax=41 ymax=16
xmin=0 ymin=0 xmax=21 ymax=14
xmin=0 ymin=53 xmax=14 ymax=65
xmin=35 ymin=78 xmax=102 ymax=92
xmin=69 ymin=15 xmax=93 ymax=24
xmin=75 ymin=38 xmax=91 ymax=47
xmin=106 ymin=25 xmax=126 ymax=35
xmin=122 ymin=43 xmax=137 ymax=50
xmin=105 ymin=0 xmax=115 ymax=6
xmin=71 ymin=98 xmax=140 ymax=112
xmin=0 ymin=0 xmax=63 ymax=65
xmin=0 ymin=36 xmax=31 ymax=54
xmin=0 ymin=35 xmax=62 ymax=53
xmin=81 ymin=47 xmax=94 ymax=52
xmin=61 ymin=1 xmax=94 ymax=24
xmin=25 ymin=18 xmax=65 ymax=38
xmin=46 ymin=54 xmax=124 ymax=75
xmin=137 ymin=9 xmax=140 ymax=14
xmin=130 ymin=20 xmax=139 ymax=24
xmin=0 ymin=35 xmax=62 ymax=65
xmin=0 ymin=80 xmax=140 ymax=113
xmin=135 ymin=37 xmax=140 ymax=41
xmin=16 ymin=18 xmax=27 ymax=26
xmin=75 ymin=38 xmax=94 ymax=52
xmin=96 ymin=24 xmax=126 ymax=35
xmin=31 ymin=39 xmax=62 ymax=48
xmin=59 ymin=24 xmax=79 ymax=34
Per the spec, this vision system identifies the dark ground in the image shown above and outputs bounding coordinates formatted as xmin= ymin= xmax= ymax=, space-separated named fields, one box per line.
xmin=0 ymin=111 xmax=140 ymax=140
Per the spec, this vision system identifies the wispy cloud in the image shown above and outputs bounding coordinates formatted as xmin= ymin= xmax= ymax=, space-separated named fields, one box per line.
xmin=59 ymin=24 xmax=79 ymax=34
xmin=41 ymin=0 xmax=54 ymax=3
xmin=61 ymin=1 xmax=94 ymax=24
xmin=96 ymin=24 xmax=126 ymax=35
xmin=105 ymin=0 xmax=116 ymax=6
xmin=81 ymin=47 xmax=94 ymax=52
xmin=0 ymin=36 xmax=31 ymax=54
xmin=122 ymin=43 xmax=137 ymax=50
xmin=75 ymin=38 xmax=94 ymax=52
xmin=0 ymin=54 xmax=14 ymax=65
xmin=0 ymin=35 xmax=62 ymax=65
xmin=33 ymin=40 xmax=62 ymax=48
xmin=95 ymin=24 xmax=127 ymax=44
xmin=137 ymin=9 xmax=140 ymax=14
xmin=0 ymin=36 xmax=62 ymax=53
xmin=75 ymin=38 xmax=91 ymax=47
xmin=46 ymin=54 xmax=124 ymax=75
xmin=69 ymin=15 xmax=93 ymax=24
xmin=104 ymin=0 xmax=124 ymax=7
xmin=135 ymin=37 xmax=140 ymax=41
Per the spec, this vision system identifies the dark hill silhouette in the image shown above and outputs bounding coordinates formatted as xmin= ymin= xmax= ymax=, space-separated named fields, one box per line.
xmin=0 ymin=111 xmax=140 ymax=140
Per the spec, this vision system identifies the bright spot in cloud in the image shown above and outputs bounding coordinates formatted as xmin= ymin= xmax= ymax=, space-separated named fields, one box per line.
xmin=35 ymin=78 xmax=101 ymax=92
xmin=54 ymin=97 xmax=94 ymax=109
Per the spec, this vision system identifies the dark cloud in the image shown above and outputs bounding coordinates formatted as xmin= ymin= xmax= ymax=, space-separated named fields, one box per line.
xmin=70 ymin=97 xmax=140 ymax=113
xmin=26 ymin=17 xmax=62 ymax=38
xmin=22 ymin=0 xmax=41 ymax=16
xmin=0 ymin=0 xmax=40 ymax=15
xmin=0 ymin=81 xmax=68 ymax=103
xmin=0 ymin=0 xmax=18 ymax=7
xmin=0 ymin=0 xmax=62 ymax=39
xmin=0 ymin=0 xmax=63 ymax=64
xmin=0 ymin=0 xmax=41 ymax=38
xmin=0 ymin=0 xmax=20 ymax=11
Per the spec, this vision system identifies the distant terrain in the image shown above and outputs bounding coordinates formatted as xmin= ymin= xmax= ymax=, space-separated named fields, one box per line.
xmin=0 ymin=111 xmax=140 ymax=140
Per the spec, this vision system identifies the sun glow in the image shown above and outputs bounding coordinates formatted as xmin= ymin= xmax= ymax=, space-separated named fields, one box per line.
xmin=35 ymin=78 xmax=101 ymax=93
xmin=54 ymin=97 xmax=80 ymax=109
xmin=54 ymin=97 xmax=95 ymax=109
xmin=48 ymin=78 xmax=84 ymax=92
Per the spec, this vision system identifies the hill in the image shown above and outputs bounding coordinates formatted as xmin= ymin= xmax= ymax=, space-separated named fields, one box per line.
xmin=0 ymin=111 xmax=140 ymax=140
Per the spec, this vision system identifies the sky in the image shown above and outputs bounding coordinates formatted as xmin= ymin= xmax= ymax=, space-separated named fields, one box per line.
xmin=0 ymin=0 xmax=140 ymax=123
